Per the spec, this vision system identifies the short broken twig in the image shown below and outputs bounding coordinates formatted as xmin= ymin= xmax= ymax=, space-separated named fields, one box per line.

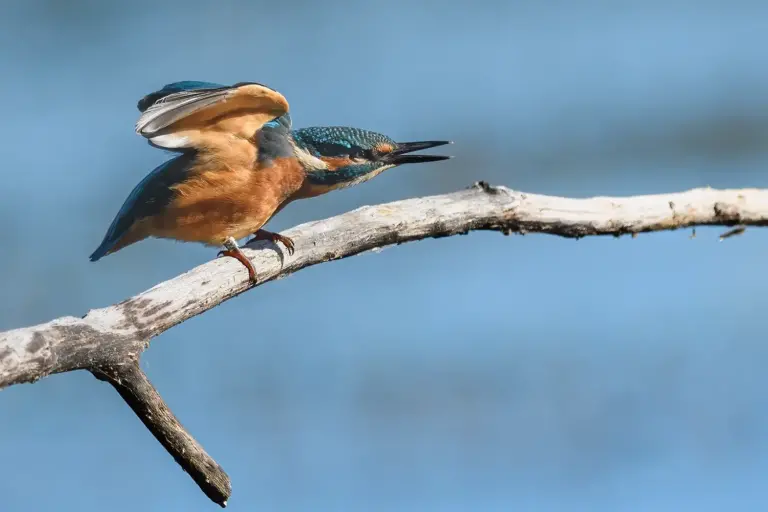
xmin=719 ymin=224 xmax=747 ymax=241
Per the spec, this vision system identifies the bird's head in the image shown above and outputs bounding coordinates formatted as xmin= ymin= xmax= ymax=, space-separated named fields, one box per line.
xmin=289 ymin=126 xmax=452 ymax=188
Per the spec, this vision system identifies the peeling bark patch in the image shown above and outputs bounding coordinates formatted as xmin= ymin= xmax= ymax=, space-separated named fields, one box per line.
xmin=1 ymin=322 xmax=141 ymax=387
xmin=48 ymin=324 xmax=141 ymax=373
xmin=115 ymin=297 xmax=172 ymax=337
xmin=27 ymin=332 xmax=46 ymax=353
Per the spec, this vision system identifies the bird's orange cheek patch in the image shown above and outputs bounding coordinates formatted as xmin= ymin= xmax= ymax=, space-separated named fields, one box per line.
xmin=320 ymin=157 xmax=354 ymax=170
xmin=375 ymin=143 xmax=394 ymax=154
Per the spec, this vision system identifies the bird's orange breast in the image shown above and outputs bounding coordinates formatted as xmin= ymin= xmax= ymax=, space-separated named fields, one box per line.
xmin=143 ymin=155 xmax=306 ymax=246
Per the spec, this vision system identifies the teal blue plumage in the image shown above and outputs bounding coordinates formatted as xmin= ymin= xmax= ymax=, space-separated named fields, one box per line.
xmin=89 ymin=153 xmax=196 ymax=261
xmin=291 ymin=127 xmax=451 ymax=186
xmin=292 ymin=127 xmax=396 ymax=155
xmin=291 ymin=127 xmax=395 ymax=185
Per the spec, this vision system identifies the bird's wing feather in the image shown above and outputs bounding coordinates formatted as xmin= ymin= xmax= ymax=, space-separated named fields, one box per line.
xmin=89 ymin=153 xmax=195 ymax=261
xmin=136 ymin=89 xmax=231 ymax=135
xmin=137 ymin=81 xmax=227 ymax=112
xmin=135 ymin=82 xmax=290 ymax=149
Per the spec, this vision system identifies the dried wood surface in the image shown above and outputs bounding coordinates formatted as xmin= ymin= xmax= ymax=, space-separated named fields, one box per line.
xmin=2 ymin=182 xmax=767 ymax=506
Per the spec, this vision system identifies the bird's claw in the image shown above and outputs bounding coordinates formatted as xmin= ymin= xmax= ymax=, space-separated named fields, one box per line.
xmin=249 ymin=230 xmax=295 ymax=257
xmin=274 ymin=234 xmax=295 ymax=256
xmin=217 ymin=248 xmax=258 ymax=284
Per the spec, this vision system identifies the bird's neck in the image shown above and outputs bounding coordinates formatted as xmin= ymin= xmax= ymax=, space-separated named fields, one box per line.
xmin=311 ymin=162 xmax=396 ymax=188
xmin=255 ymin=124 xmax=296 ymax=164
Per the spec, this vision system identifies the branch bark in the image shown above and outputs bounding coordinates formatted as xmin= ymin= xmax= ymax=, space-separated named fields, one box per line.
xmin=92 ymin=363 xmax=231 ymax=506
xmin=1 ymin=182 xmax=767 ymax=505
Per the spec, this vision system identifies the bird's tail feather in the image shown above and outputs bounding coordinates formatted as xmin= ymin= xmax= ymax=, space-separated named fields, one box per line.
xmin=89 ymin=228 xmax=145 ymax=261
xmin=89 ymin=237 xmax=116 ymax=262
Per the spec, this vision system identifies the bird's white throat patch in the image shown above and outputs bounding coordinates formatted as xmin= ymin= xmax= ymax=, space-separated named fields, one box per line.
xmin=291 ymin=143 xmax=328 ymax=170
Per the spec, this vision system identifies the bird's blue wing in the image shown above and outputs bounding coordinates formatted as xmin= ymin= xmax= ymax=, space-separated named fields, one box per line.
xmin=89 ymin=153 xmax=196 ymax=261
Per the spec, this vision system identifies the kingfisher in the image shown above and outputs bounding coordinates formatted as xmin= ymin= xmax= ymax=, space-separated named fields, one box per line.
xmin=90 ymin=81 xmax=452 ymax=283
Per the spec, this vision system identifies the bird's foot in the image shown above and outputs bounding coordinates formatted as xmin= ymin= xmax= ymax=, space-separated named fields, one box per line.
xmin=248 ymin=229 xmax=295 ymax=256
xmin=218 ymin=237 xmax=258 ymax=284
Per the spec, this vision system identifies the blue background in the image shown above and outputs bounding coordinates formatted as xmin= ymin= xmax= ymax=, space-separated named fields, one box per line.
xmin=2 ymin=1 xmax=768 ymax=510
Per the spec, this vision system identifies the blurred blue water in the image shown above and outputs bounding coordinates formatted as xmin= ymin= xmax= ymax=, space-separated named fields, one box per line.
xmin=2 ymin=1 xmax=768 ymax=510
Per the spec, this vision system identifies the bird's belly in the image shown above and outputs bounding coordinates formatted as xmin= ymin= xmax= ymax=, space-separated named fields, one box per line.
xmin=149 ymin=193 xmax=282 ymax=246
xmin=145 ymin=159 xmax=305 ymax=246
xmin=152 ymin=209 xmax=264 ymax=246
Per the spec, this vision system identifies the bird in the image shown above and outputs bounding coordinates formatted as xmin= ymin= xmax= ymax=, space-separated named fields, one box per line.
xmin=90 ymin=81 xmax=452 ymax=283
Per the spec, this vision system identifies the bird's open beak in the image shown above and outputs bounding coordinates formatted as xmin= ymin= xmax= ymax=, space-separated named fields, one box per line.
xmin=386 ymin=140 xmax=453 ymax=164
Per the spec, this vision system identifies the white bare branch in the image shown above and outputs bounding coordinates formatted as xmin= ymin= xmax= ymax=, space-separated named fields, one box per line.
xmin=2 ymin=182 xmax=766 ymax=506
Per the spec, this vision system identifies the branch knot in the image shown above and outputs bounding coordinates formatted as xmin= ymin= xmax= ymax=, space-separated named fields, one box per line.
xmin=471 ymin=180 xmax=500 ymax=194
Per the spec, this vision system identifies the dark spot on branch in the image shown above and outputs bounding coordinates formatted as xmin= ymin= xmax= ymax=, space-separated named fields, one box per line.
xmin=153 ymin=311 xmax=173 ymax=323
xmin=115 ymin=297 xmax=169 ymax=338
xmin=713 ymin=202 xmax=742 ymax=223
xmin=143 ymin=300 xmax=173 ymax=318
xmin=375 ymin=231 xmax=403 ymax=247
xmin=124 ymin=298 xmax=152 ymax=311
xmin=27 ymin=332 xmax=46 ymax=353
xmin=0 ymin=347 xmax=11 ymax=363
xmin=430 ymin=220 xmax=449 ymax=236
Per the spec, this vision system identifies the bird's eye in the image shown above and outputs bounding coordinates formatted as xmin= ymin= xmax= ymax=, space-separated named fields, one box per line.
xmin=348 ymin=146 xmax=369 ymax=159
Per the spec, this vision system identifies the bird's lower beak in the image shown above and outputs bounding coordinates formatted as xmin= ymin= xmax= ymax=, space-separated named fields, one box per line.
xmin=386 ymin=140 xmax=453 ymax=164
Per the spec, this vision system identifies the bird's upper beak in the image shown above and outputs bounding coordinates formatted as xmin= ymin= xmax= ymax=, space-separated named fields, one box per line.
xmin=385 ymin=140 xmax=453 ymax=165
